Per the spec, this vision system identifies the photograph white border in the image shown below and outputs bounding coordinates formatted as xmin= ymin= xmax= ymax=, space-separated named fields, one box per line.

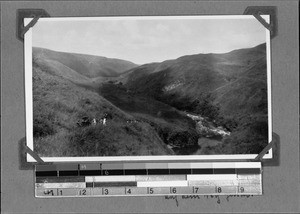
xmin=24 ymin=15 xmax=272 ymax=162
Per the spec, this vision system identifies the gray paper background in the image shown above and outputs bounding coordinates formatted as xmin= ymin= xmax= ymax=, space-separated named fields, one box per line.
xmin=1 ymin=1 xmax=299 ymax=213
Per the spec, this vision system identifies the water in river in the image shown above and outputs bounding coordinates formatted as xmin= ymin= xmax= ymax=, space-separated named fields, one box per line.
xmin=193 ymin=135 xmax=223 ymax=155
xmin=172 ymin=113 xmax=229 ymax=155
xmin=172 ymin=135 xmax=223 ymax=155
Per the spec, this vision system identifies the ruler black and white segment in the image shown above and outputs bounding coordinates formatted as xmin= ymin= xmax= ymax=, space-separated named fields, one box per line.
xmin=35 ymin=162 xmax=262 ymax=197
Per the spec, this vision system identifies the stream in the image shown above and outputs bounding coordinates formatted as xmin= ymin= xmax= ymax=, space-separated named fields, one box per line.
xmin=173 ymin=113 xmax=230 ymax=155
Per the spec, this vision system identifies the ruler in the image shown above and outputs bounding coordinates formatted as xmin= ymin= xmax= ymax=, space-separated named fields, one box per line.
xmin=35 ymin=162 xmax=262 ymax=197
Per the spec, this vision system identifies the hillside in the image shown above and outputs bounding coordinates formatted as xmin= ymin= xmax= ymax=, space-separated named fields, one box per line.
xmin=122 ymin=43 xmax=267 ymax=117
xmin=116 ymin=43 xmax=269 ymax=154
xmin=212 ymin=56 xmax=268 ymax=116
xmin=98 ymin=82 xmax=199 ymax=152
xmin=33 ymin=47 xmax=138 ymax=78
xmin=32 ymin=54 xmax=173 ymax=157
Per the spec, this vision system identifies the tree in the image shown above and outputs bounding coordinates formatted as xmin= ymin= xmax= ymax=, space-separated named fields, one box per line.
xmin=192 ymin=94 xmax=219 ymax=120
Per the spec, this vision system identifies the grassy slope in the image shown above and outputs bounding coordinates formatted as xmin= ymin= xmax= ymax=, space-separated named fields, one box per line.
xmin=98 ymin=83 xmax=199 ymax=149
xmin=212 ymin=56 xmax=268 ymax=116
xmin=123 ymin=55 xmax=227 ymax=99
xmin=119 ymin=43 xmax=269 ymax=154
xmin=33 ymin=47 xmax=138 ymax=78
xmin=33 ymin=59 xmax=173 ymax=157
xmin=210 ymin=55 xmax=269 ymax=154
xmin=121 ymin=43 xmax=267 ymax=117
xmin=123 ymin=44 xmax=266 ymax=102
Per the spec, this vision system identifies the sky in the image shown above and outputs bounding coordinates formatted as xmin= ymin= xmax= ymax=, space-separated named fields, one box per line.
xmin=32 ymin=16 xmax=267 ymax=65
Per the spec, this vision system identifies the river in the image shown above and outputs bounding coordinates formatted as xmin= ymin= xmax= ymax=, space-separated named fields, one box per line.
xmin=172 ymin=113 xmax=230 ymax=155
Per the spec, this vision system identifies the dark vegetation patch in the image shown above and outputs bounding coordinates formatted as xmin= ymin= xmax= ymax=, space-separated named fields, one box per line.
xmin=66 ymin=122 xmax=172 ymax=156
xmin=157 ymin=92 xmax=220 ymax=121
xmin=33 ymin=109 xmax=56 ymax=138
xmin=98 ymin=83 xmax=195 ymax=128
xmin=212 ymin=115 xmax=268 ymax=154
xmin=153 ymin=125 xmax=199 ymax=149
xmin=98 ymin=82 xmax=201 ymax=154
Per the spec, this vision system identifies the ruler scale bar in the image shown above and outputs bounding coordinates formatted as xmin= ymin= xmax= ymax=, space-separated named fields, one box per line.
xmin=137 ymin=181 xmax=189 ymax=187
xmin=35 ymin=163 xmax=261 ymax=176
xmin=214 ymin=169 xmax=236 ymax=174
xmin=35 ymin=162 xmax=262 ymax=197
xmin=192 ymin=169 xmax=213 ymax=174
xmin=237 ymin=168 xmax=261 ymax=174
xmin=147 ymin=169 xmax=169 ymax=175
xmin=94 ymin=182 xmax=137 ymax=187
xmin=135 ymin=175 xmax=187 ymax=181
xmin=36 ymin=182 xmax=86 ymax=189
xmin=88 ymin=176 xmax=136 ymax=182
xmin=36 ymin=171 xmax=58 ymax=177
xmin=36 ymin=176 xmax=86 ymax=183
xmin=125 ymin=169 xmax=147 ymax=175
xmin=79 ymin=170 xmax=101 ymax=176
xmin=188 ymin=174 xmax=238 ymax=180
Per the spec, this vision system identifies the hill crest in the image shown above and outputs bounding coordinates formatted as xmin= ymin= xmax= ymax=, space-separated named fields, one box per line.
xmin=33 ymin=47 xmax=138 ymax=78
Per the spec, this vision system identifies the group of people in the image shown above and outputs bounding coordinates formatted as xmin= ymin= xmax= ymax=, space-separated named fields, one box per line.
xmin=77 ymin=113 xmax=112 ymax=127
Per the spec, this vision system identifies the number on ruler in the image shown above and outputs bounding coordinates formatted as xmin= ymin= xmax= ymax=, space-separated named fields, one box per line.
xmin=216 ymin=187 xmax=222 ymax=193
xmin=44 ymin=189 xmax=54 ymax=196
xmin=104 ymin=170 xmax=109 ymax=175
xmin=193 ymin=187 xmax=199 ymax=194
xmin=149 ymin=188 xmax=154 ymax=194
xmin=103 ymin=188 xmax=109 ymax=195
xmin=58 ymin=189 xmax=63 ymax=196
xmin=239 ymin=187 xmax=245 ymax=193
xmin=171 ymin=187 xmax=177 ymax=194
xmin=79 ymin=189 xmax=86 ymax=195
xmin=126 ymin=188 xmax=132 ymax=194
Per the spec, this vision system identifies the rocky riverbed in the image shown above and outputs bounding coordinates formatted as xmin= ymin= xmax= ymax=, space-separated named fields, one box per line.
xmin=165 ymin=113 xmax=231 ymax=155
xmin=187 ymin=113 xmax=230 ymax=155
xmin=186 ymin=113 xmax=230 ymax=138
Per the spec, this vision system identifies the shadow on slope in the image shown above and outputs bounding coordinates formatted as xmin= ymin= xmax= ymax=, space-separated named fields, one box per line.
xmin=98 ymin=82 xmax=200 ymax=152
xmin=33 ymin=58 xmax=173 ymax=157
xmin=116 ymin=43 xmax=269 ymax=154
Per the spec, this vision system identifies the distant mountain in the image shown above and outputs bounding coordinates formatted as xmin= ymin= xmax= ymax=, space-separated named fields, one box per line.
xmin=212 ymin=55 xmax=267 ymax=116
xmin=121 ymin=43 xmax=267 ymax=117
xmin=115 ymin=43 xmax=268 ymax=154
xmin=33 ymin=47 xmax=138 ymax=78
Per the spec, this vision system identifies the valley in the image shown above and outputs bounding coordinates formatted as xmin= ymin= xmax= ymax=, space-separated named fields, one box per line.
xmin=32 ymin=44 xmax=269 ymax=157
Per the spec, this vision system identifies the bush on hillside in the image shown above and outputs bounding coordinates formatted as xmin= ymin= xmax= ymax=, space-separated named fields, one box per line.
xmin=154 ymin=124 xmax=199 ymax=149
xmin=67 ymin=124 xmax=114 ymax=156
xmin=159 ymin=93 xmax=220 ymax=120
xmin=33 ymin=113 xmax=56 ymax=138
xmin=215 ymin=116 xmax=239 ymax=131
xmin=215 ymin=116 xmax=268 ymax=154
xmin=192 ymin=96 xmax=220 ymax=120
xmin=168 ymin=130 xmax=199 ymax=148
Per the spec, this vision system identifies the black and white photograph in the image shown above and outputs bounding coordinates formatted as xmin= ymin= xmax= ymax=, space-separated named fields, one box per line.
xmin=25 ymin=16 xmax=272 ymax=161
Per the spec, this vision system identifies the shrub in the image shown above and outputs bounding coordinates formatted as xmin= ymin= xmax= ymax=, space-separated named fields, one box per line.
xmin=67 ymin=122 xmax=128 ymax=156
xmin=33 ymin=116 xmax=55 ymax=138
xmin=168 ymin=130 xmax=199 ymax=147
xmin=218 ymin=116 xmax=268 ymax=154
xmin=216 ymin=116 xmax=239 ymax=131
xmin=192 ymin=94 xmax=220 ymax=120
xmin=160 ymin=93 xmax=220 ymax=120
